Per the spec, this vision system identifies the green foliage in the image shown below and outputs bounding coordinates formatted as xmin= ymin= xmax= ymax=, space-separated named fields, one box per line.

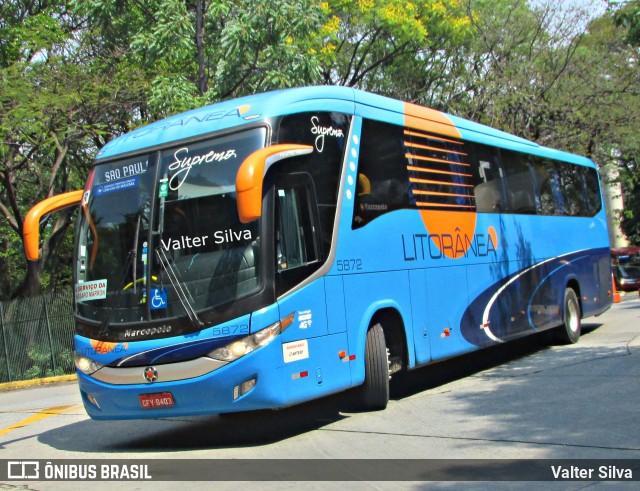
xmin=317 ymin=0 xmax=473 ymax=88
xmin=23 ymin=344 xmax=73 ymax=379
xmin=208 ymin=0 xmax=325 ymax=99
xmin=1 ymin=1 xmax=152 ymax=298
xmin=615 ymin=0 xmax=640 ymax=45
xmin=74 ymin=0 xmax=326 ymax=118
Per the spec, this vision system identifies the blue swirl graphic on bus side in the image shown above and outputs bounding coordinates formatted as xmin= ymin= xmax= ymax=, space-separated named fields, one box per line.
xmin=460 ymin=249 xmax=607 ymax=347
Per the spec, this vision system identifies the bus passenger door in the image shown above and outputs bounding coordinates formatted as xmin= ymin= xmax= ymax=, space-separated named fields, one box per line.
xmin=274 ymin=173 xmax=328 ymax=340
xmin=272 ymin=173 xmax=351 ymax=398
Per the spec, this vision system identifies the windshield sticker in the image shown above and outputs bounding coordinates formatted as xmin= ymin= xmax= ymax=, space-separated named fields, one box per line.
xmin=75 ymin=279 xmax=107 ymax=301
xmin=283 ymin=339 xmax=309 ymax=363
xmin=149 ymin=288 xmax=168 ymax=310
xmin=168 ymin=146 xmax=237 ymax=190
xmin=95 ymin=176 xmax=139 ymax=196
xmin=311 ymin=116 xmax=344 ymax=152
xmin=104 ymin=160 xmax=147 ymax=182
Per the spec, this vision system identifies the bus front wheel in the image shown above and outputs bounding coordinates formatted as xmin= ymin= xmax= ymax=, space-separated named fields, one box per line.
xmin=554 ymin=288 xmax=581 ymax=344
xmin=359 ymin=323 xmax=390 ymax=411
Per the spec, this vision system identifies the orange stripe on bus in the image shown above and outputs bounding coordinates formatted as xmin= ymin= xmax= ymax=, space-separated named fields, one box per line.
xmin=410 ymin=177 xmax=474 ymax=188
xmin=407 ymin=165 xmax=472 ymax=178
xmin=412 ymin=189 xmax=475 ymax=199
xmin=404 ymin=129 xmax=464 ymax=145
xmin=405 ymin=141 xmax=467 ymax=156
xmin=406 ymin=154 xmax=471 ymax=167
xmin=403 ymin=102 xmax=461 ymax=138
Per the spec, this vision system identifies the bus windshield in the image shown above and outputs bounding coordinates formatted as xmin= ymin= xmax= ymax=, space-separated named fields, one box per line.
xmin=75 ymin=127 xmax=267 ymax=325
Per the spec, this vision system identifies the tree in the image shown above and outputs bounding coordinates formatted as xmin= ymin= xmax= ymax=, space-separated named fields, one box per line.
xmin=1 ymin=1 xmax=150 ymax=298
xmin=316 ymin=0 xmax=473 ymax=96
xmin=75 ymin=0 xmax=327 ymax=117
xmin=1 ymin=1 xmax=81 ymax=297
xmin=615 ymin=0 xmax=640 ymax=45
xmin=612 ymin=0 xmax=640 ymax=244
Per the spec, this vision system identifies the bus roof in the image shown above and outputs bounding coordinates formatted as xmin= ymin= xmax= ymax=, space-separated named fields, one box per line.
xmin=95 ymin=86 xmax=594 ymax=168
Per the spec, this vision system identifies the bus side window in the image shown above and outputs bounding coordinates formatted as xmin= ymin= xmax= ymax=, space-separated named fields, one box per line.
xmin=500 ymin=150 xmax=537 ymax=214
xmin=467 ymin=142 xmax=504 ymax=213
xmin=583 ymin=167 xmax=602 ymax=216
xmin=530 ymin=158 xmax=561 ymax=216
xmin=557 ymin=164 xmax=602 ymax=217
xmin=352 ymin=119 xmax=408 ymax=228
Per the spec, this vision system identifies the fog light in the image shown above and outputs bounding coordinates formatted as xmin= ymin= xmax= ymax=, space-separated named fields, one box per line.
xmin=241 ymin=378 xmax=256 ymax=394
xmin=233 ymin=377 xmax=257 ymax=400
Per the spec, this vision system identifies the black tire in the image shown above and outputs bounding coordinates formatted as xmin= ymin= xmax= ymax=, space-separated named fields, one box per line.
xmin=554 ymin=288 xmax=581 ymax=344
xmin=359 ymin=323 xmax=389 ymax=411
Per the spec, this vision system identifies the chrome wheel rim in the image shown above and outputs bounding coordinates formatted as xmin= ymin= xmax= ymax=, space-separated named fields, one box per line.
xmin=567 ymin=298 xmax=580 ymax=333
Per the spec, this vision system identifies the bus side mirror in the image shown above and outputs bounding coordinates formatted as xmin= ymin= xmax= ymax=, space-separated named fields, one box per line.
xmin=235 ymin=144 xmax=313 ymax=223
xmin=23 ymin=190 xmax=84 ymax=261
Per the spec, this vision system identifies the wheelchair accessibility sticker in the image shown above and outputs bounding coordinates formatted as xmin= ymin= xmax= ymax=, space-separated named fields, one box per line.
xmin=150 ymin=288 xmax=168 ymax=310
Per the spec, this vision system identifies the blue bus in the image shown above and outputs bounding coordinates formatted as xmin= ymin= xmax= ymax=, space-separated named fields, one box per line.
xmin=24 ymin=86 xmax=612 ymax=419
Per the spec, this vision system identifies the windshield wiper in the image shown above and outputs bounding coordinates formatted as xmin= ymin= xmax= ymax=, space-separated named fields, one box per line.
xmin=131 ymin=214 xmax=141 ymax=294
xmin=155 ymin=247 xmax=205 ymax=330
xmin=99 ymin=212 xmax=143 ymax=337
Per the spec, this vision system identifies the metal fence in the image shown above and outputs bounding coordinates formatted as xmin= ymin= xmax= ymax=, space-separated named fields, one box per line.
xmin=0 ymin=291 xmax=75 ymax=383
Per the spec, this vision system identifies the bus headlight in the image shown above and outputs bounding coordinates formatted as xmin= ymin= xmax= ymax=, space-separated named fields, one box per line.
xmin=208 ymin=312 xmax=295 ymax=362
xmin=74 ymin=353 xmax=104 ymax=375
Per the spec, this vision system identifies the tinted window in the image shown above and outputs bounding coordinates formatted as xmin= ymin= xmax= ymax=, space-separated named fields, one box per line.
xmin=500 ymin=150 xmax=537 ymax=214
xmin=466 ymin=142 xmax=503 ymax=213
xmin=351 ymin=119 xmax=602 ymax=226
xmin=353 ymin=120 xmax=409 ymax=228
xmin=275 ymin=174 xmax=322 ymax=295
xmin=467 ymin=146 xmax=602 ymax=218
xmin=529 ymin=158 xmax=562 ymax=215
xmin=406 ymin=128 xmax=474 ymax=211
xmin=276 ymin=112 xmax=350 ymax=251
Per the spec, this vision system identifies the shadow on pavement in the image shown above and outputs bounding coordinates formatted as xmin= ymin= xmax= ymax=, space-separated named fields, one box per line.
xmin=37 ymin=323 xmax=610 ymax=453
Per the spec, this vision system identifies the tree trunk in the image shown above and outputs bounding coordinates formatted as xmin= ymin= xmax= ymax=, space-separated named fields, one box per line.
xmin=18 ymin=260 xmax=43 ymax=298
xmin=196 ymin=0 xmax=208 ymax=95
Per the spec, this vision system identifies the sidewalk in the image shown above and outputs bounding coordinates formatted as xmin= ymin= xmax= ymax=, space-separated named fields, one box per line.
xmin=0 ymin=373 xmax=76 ymax=392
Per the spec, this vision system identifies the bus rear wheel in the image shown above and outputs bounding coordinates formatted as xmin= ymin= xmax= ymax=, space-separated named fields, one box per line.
xmin=359 ymin=323 xmax=390 ymax=411
xmin=554 ymin=288 xmax=581 ymax=344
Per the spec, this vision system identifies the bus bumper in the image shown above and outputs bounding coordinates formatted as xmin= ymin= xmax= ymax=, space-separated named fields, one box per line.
xmin=77 ymin=339 xmax=288 ymax=420
xmin=76 ymin=331 xmax=352 ymax=420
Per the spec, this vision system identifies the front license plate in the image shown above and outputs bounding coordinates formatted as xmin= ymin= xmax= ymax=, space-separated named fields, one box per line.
xmin=140 ymin=392 xmax=175 ymax=409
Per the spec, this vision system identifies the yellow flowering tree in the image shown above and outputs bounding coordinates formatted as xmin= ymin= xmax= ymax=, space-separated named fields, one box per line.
xmin=314 ymin=0 xmax=473 ymax=91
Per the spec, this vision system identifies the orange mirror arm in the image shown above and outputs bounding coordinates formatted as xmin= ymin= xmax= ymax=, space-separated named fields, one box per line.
xmin=23 ymin=190 xmax=84 ymax=261
xmin=236 ymin=144 xmax=313 ymax=223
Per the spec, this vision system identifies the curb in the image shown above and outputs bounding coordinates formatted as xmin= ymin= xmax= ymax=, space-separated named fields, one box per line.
xmin=628 ymin=334 xmax=640 ymax=350
xmin=0 ymin=374 xmax=77 ymax=392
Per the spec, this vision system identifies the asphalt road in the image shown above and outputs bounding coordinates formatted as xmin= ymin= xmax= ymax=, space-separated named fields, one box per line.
xmin=1 ymin=295 xmax=639 ymax=490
